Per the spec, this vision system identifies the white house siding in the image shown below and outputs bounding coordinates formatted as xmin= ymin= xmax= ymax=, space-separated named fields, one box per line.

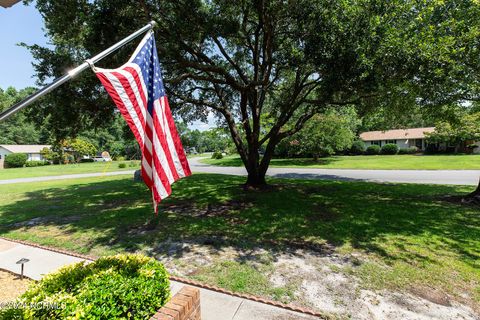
xmin=0 ymin=146 xmax=12 ymax=162
xmin=27 ymin=153 xmax=43 ymax=161
xmin=365 ymin=139 xmax=426 ymax=152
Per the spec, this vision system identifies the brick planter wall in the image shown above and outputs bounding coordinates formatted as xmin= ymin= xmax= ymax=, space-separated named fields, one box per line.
xmin=151 ymin=286 xmax=201 ymax=320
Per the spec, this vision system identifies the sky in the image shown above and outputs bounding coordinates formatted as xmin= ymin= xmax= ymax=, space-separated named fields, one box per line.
xmin=0 ymin=2 xmax=48 ymax=89
xmin=0 ymin=2 xmax=214 ymax=131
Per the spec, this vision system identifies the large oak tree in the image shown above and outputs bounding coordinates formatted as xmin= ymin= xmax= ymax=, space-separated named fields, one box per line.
xmin=25 ymin=0 xmax=480 ymax=187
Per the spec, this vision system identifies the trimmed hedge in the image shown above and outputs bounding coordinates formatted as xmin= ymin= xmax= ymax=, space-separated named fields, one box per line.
xmin=0 ymin=254 xmax=170 ymax=319
xmin=365 ymin=145 xmax=381 ymax=155
xmin=398 ymin=147 xmax=418 ymax=154
xmin=25 ymin=160 xmax=49 ymax=167
xmin=4 ymin=153 xmax=28 ymax=168
xmin=381 ymin=143 xmax=399 ymax=155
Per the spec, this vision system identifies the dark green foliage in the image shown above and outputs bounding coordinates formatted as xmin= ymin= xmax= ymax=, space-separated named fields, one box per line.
xmin=25 ymin=160 xmax=49 ymax=167
xmin=350 ymin=140 xmax=366 ymax=155
xmin=79 ymin=158 xmax=94 ymax=163
xmin=366 ymin=145 xmax=381 ymax=155
xmin=398 ymin=147 xmax=418 ymax=155
xmin=4 ymin=153 xmax=28 ymax=168
xmin=118 ymin=163 xmax=127 ymax=168
xmin=212 ymin=151 xmax=224 ymax=159
xmin=25 ymin=0 xmax=480 ymax=186
xmin=381 ymin=144 xmax=399 ymax=155
xmin=0 ymin=254 xmax=170 ymax=320
xmin=0 ymin=87 xmax=49 ymax=145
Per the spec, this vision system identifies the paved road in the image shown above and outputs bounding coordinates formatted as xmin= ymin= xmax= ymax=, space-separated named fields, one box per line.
xmin=189 ymin=157 xmax=480 ymax=186
xmin=0 ymin=159 xmax=478 ymax=186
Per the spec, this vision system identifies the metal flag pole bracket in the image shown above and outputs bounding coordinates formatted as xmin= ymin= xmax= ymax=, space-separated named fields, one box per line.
xmin=0 ymin=20 xmax=157 ymax=122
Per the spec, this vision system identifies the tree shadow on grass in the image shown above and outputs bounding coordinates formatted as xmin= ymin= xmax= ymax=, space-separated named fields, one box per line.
xmin=0 ymin=174 xmax=478 ymax=270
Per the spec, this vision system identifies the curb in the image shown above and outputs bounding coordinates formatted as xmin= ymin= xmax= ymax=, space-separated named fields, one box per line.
xmin=0 ymin=236 xmax=327 ymax=319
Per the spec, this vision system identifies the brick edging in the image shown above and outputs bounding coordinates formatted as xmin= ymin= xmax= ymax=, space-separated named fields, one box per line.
xmin=0 ymin=236 xmax=327 ymax=319
xmin=169 ymin=275 xmax=327 ymax=319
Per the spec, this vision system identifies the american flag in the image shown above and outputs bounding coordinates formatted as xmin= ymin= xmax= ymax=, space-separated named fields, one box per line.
xmin=93 ymin=30 xmax=191 ymax=212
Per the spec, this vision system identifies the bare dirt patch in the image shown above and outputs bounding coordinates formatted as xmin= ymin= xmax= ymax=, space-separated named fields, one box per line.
xmin=0 ymin=270 xmax=31 ymax=303
xmin=145 ymin=239 xmax=479 ymax=320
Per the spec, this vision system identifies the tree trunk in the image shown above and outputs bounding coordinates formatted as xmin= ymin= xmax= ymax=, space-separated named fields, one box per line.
xmin=245 ymin=170 xmax=267 ymax=187
xmin=463 ymin=177 xmax=480 ymax=204
xmin=244 ymin=150 xmax=268 ymax=188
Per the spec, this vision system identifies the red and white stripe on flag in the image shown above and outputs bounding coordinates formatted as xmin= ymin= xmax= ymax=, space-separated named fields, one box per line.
xmin=93 ymin=30 xmax=191 ymax=212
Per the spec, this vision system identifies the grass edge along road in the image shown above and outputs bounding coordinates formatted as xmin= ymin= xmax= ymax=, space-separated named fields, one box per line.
xmin=201 ymin=154 xmax=480 ymax=170
xmin=0 ymin=173 xmax=478 ymax=315
xmin=0 ymin=161 xmax=140 ymax=180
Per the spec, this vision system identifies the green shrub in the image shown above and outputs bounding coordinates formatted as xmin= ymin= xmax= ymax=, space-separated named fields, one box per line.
xmin=118 ymin=163 xmax=127 ymax=168
xmin=116 ymin=156 xmax=126 ymax=161
xmin=398 ymin=147 xmax=418 ymax=154
xmin=0 ymin=254 xmax=170 ymax=320
xmin=365 ymin=145 xmax=381 ymax=155
xmin=129 ymin=161 xmax=138 ymax=167
xmin=211 ymin=151 xmax=223 ymax=159
xmin=381 ymin=143 xmax=399 ymax=155
xmin=25 ymin=160 xmax=48 ymax=167
xmin=350 ymin=140 xmax=366 ymax=155
xmin=4 ymin=153 xmax=28 ymax=168
xmin=80 ymin=158 xmax=94 ymax=163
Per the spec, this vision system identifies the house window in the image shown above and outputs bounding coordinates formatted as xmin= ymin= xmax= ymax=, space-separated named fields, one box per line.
xmin=386 ymin=140 xmax=397 ymax=144
xmin=371 ymin=141 xmax=382 ymax=147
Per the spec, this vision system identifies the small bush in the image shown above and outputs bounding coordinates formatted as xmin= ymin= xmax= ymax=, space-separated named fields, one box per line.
xmin=116 ymin=156 xmax=126 ymax=161
xmin=129 ymin=161 xmax=138 ymax=167
xmin=0 ymin=254 xmax=170 ymax=320
xmin=398 ymin=147 xmax=418 ymax=154
xmin=118 ymin=163 xmax=127 ymax=168
xmin=211 ymin=151 xmax=223 ymax=159
xmin=80 ymin=158 xmax=94 ymax=163
xmin=350 ymin=140 xmax=366 ymax=155
xmin=25 ymin=160 xmax=48 ymax=167
xmin=365 ymin=145 xmax=381 ymax=155
xmin=4 ymin=153 xmax=28 ymax=168
xmin=381 ymin=143 xmax=399 ymax=155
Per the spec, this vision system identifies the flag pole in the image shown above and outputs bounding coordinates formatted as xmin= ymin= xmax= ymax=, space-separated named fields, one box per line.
xmin=0 ymin=21 xmax=157 ymax=122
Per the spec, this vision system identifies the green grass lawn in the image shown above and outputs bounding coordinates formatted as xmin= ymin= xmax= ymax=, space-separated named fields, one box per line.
xmin=0 ymin=161 xmax=140 ymax=180
xmin=201 ymin=154 xmax=480 ymax=170
xmin=0 ymin=173 xmax=478 ymax=310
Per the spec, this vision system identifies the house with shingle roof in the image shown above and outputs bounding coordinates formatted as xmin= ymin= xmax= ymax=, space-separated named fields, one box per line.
xmin=359 ymin=127 xmax=436 ymax=151
xmin=360 ymin=127 xmax=480 ymax=153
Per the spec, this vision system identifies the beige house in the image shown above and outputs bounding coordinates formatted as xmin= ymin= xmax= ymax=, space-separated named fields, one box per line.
xmin=359 ymin=127 xmax=436 ymax=151
xmin=0 ymin=145 xmax=51 ymax=168
xmin=360 ymin=127 xmax=480 ymax=153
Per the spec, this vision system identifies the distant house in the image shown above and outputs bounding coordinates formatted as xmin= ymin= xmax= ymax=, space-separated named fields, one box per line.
xmin=0 ymin=145 xmax=51 ymax=168
xmin=359 ymin=127 xmax=436 ymax=151
xmin=360 ymin=127 xmax=480 ymax=153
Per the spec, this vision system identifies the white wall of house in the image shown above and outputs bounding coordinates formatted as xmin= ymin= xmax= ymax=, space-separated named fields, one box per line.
xmin=27 ymin=153 xmax=43 ymax=161
xmin=364 ymin=139 xmax=427 ymax=150
xmin=0 ymin=146 xmax=12 ymax=162
xmin=0 ymin=147 xmax=44 ymax=163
